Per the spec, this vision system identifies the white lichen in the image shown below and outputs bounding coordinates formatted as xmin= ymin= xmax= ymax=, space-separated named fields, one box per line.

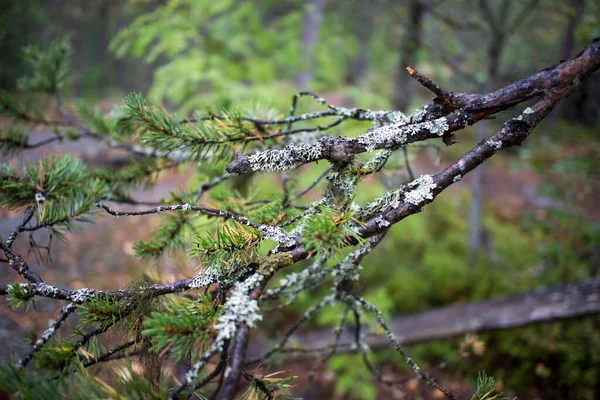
xmin=453 ymin=174 xmax=462 ymax=183
xmin=403 ymin=174 xmax=437 ymax=206
xmin=486 ymin=140 xmax=503 ymax=150
xmin=37 ymin=283 xmax=59 ymax=296
xmin=213 ymin=273 xmax=264 ymax=340
xmin=374 ymin=215 xmax=390 ymax=228
xmin=259 ymin=226 xmax=296 ymax=249
xmin=181 ymin=203 xmax=191 ymax=211
xmin=246 ymin=143 xmax=324 ymax=172
xmin=72 ymin=288 xmax=95 ymax=303
xmin=408 ymin=105 xmax=428 ymax=123
xmin=523 ymin=107 xmax=535 ymax=114
xmin=422 ymin=117 xmax=449 ymax=136
xmin=357 ymin=117 xmax=448 ymax=153
xmin=189 ymin=267 xmax=219 ymax=289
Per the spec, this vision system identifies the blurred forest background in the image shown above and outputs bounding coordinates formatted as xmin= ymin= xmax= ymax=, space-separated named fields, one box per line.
xmin=1 ymin=0 xmax=599 ymax=399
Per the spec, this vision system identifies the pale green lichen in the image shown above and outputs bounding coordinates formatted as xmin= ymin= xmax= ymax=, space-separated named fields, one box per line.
xmin=357 ymin=117 xmax=449 ymax=153
xmin=453 ymin=174 xmax=462 ymax=183
xmin=246 ymin=143 xmax=324 ymax=172
xmin=486 ymin=140 xmax=502 ymax=150
xmin=403 ymin=174 xmax=437 ymax=205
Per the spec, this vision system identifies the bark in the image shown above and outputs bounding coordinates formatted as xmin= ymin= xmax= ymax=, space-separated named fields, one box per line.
xmin=296 ymin=0 xmax=326 ymax=89
xmin=393 ymin=0 xmax=425 ymax=111
xmin=248 ymin=278 xmax=600 ymax=358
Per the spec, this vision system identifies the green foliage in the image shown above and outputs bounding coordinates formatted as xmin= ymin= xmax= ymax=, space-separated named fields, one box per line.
xmin=0 ymin=128 xmax=29 ymax=156
xmin=18 ymin=38 xmax=72 ymax=94
xmin=34 ymin=341 xmax=78 ymax=371
xmin=240 ymin=371 xmax=297 ymax=400
xmin=132 ymin=192 xmax=197 ymax=259
xmin=300 ymin=208 xmax=360 ymax=258
xmin=123 ymin=93 xmax=259 ymax=160
xmin=328 ymin=354 xmax=377 ymax=400
xmin=0 ymin=155 xmax=109 ymax=238
xmin=471 ymin=371 xmax=514 ymax=400
xmin=6 ymin=283 xmax=34 ymax=310
xmin=111 ymin=0 xmax=360 ymax=112
xmin=143 ymin=294 xmax=220 ymax=358
xmin=75 ymin=101 xmax=112 ymax=135
xmin=190 ymin=223 xmax=260 ymax=271
xmin=0 ymin=359 xmax=171 ymax=399
xmin=0 ymin=91 xmax=46 ymax=124
xmin=77 ymin=296 xmax=128 ymax=331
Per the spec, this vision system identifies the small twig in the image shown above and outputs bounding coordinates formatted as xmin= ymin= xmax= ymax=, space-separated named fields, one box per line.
xmin=406 ymin=66 xmax=449 ymax=100
xmin=1 ymin=243 xmax=44 ymax=284
xmin=186 ymin=350 xmax=228 ymax=397
xmin=5 ymin=207 xmax=35 ymax=248
xmin=246 ymin=295 xmax=334 ymax=365
xmin=241 ymin=371 xmax=274 ymax=400
xmin=82 ymin=340 xmax=137 ymax=369
xmin=308 ymin=305 xmax=349 ymax=382
xmin=196 ymin=173 xmax=233 ymax=202
xmin=18 ymin=303 xmax=76 ymax=368
xmin=96 ymin=203 xmax=262 ymax=229
xmin=293 ymin=165 xmax=334 ymax=199
xmin=352 ymin=294 xmax=459 ymax=400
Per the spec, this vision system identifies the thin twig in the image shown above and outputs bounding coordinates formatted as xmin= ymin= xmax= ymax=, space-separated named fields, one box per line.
xmin=18 ymin=303 xmax=76 ymax=368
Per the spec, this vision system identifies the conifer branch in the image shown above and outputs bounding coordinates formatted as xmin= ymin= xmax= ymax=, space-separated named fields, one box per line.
xmin=351 ymin=294 xmax=459 ymax=400
xmin=18 ymin=303 xmax=76 ymax=368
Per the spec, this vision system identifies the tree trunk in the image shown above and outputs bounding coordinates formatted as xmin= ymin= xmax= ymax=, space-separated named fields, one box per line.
xmin=467 ymin=21 xmax=506 ymax=259
xmin=296 ymin=0 xmax=325 ymax=89
xmin=561 ymin=0 xmax=585 ymax=60
xmin=393 ymin=0 xmax=424 ymax=111
xmin=346 ymin=0 xmax=377 ymax=86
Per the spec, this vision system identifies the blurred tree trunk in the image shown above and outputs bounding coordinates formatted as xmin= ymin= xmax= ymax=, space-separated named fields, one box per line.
xmin=560 ymin=0 xmax=585 ymax=60
xmin=393 ymin=0 xmax=424 ymax=111
xmin=468 ymin=1 xmax=508 ymax=262
xmin=557 ymin=0 xmax=599 ymax=126
xmin=296 ymin=0 xmax=325 ymax=89
xmin=346 ymin=0 xmax=377 ymax=86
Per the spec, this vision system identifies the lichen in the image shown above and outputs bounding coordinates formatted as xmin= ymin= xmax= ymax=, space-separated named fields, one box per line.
xmin=72 ymin=288 xmax=95 ymax=303
xmin=189 ymin=267 xmax=219 ymax=289
xmin=453 ymin=174 xmax=462 ymax=183
xmin=422 ymin=117 xmax=449 ymax=136
xmin=486 ymin=140 xmax=502 ymax=150
xmin=356 ymin=117 xmax=448 ymax=153
xmin=403 ymin=174 xmax=437 ymax=206
xmin=374 ymin=215 xmax=390 ymax=228
xmin=246 ymin=143 xmax=324 ymax=172
xmin=259 ymin=225 xmax=296 ymax=251
xmin=213 ymin=273 xmax=264 ymax=340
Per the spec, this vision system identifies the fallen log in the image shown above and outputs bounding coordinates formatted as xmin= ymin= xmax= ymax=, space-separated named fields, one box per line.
xmin=248 ymin=278 xmax=600 ymax=359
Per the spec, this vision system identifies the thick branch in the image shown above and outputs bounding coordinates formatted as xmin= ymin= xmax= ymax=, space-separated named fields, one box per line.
xmin=226 ymin=40 xmax=600 ymax=175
